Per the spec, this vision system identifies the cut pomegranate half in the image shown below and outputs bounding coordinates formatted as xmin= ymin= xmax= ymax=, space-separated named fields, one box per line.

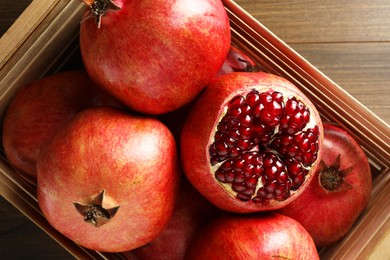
xmin=181 ymin=72 xmax=323 ymax=213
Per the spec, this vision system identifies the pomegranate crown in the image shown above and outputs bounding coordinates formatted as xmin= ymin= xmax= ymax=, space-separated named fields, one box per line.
xmin=81 ymin=0 xmax=121 ymax=28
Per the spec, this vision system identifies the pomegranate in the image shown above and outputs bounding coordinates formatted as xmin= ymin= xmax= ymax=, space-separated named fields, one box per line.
xmin=185 ymin=213 xmax=319 ymax=259
xmin=278 ymin=123 xmax=372 ymax=248
xmin=2 ymin=70 xmax=122 ymax=185
xmin=214 ymin=45 xmax=261 ymax=78
xmin=79 ymin=0 xmax=231 ymax=114
xmin=181 ymin=72 xmax=323 ymax=213
xmin=125 ymin=178 xmax=219 ymax=260
xmin=37 ymin=107 xmax=180 ymax=252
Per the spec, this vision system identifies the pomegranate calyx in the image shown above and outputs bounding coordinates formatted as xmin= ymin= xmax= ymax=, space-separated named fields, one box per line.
xmin=81 ymin=0 xmax=121 ymax=28
xmin=237 ymin=58 xmax=261 ymax=73
xmin=73 ymin=190 xmax=120 ymax=227
xmin=319 ymin=154 xmax=353 ymax=192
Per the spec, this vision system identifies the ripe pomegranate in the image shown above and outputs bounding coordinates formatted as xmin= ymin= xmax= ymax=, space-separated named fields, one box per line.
xmin=124 ymin=178 xmax=219 ymax=260
xmin=37 ymin=107 xmax=180 ymax=252
xmin=278 ymin=123 xmax=372 ymax=248
xmin=2 ymin=70 xmax=122 ymax=185
xmin=181 ymin=72 xmax=323 ymax=213
xmin=214 ymin=45 xmax=261 ymax=78
xmin=79 ymin=0 xmax=231 ymax=115
xmin=185 ymin=213 xmax=319 ymax=259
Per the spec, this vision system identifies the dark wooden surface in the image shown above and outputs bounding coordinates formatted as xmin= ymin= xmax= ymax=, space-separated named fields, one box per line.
xmin=1 ymin=0 xmax=389 ymax=259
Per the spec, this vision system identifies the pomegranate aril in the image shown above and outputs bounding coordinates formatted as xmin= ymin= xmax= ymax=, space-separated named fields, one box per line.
xmin=252 ymin=103 xmax=263 ymax=118
xmin=221 ymin=159 xmax=233 ymax=170
xmin=241 ymin=104 xmax=252 ymax=114
xmin=228 ymin=147 xmax=240 ymax=158
xmin=215 ymin=141 xmax=228 ymax=156
xmin=233 ymin=158 xmax=245 ymax=171
xmin=237 ymin=139 xmax=251 ymax=150
xmin=215 ymin=171 xmax=226 ymax=182
xmin=272 ymin=91 xmax=283 ymax=102
xmin=232 ymin=182 xmax=246 ymax=192
xmin=217 ymin=122 xmax=228 ymax=133
xmin=246 ymin=90 xmax=260 ymax=106
xmin=291 ymin=173 xmax=305 ymax=190
xmin=225 ymin=171 xmax=235 ymax=182
xmin=237 ymin=193 xmax=251 ymax=201
xmin=287 ymin=145 xmax=298 ymax=157
xmin=241 ymin=115 xmax=252 ymax=127
xmin=241 ymin=187 xmax=256 ymax=196
xmin=225 ymin=137 xmax=236 ymax=148
xmin=287 ymin=160 xmax=303 ymax=176
xmin=266 ymin=193 xmax=275 ymax=200
xmin=234 ymin=173 xmax=245 ymax=183
xmin=278 ymin=171 xmax=289 ymax=183
xmin=246 ymin=177 xmax=258 ymax=187
xmin=227 ymin=117 xmax=240 ymax=128
xmin=230 ymin=106 xmax=242 ymax=118
xmin=265 ymin=181 xmax=277 ymax=193
xmin=239 ymin=126 xmax=252 ymax=139
xmin=228 ymin=95 xmax=245 ymax=108
xmin=227 ymin=129 xmax=239 ymax=139
xmin=259 ymin=93 xmax=272 ymax=104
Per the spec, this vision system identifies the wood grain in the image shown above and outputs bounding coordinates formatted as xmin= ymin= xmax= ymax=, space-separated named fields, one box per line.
xmin=0 ymin=0 xmax=389 ymax=259
xmin=234 ymin=0 xmax=390 ymax=43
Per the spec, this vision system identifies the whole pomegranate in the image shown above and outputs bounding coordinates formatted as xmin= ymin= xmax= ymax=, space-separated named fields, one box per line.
xmin=278 ymin=123 xmax=372 ymax=248
xmin=185 ymin=213 xmax=319 ymax=259
xmin=181 ymin=72 xmax=323 ymax=213
xmin=125 ymin=178 xmax=219 ymax=260
xmin=79 ymin=0 xmax=231 ymax=114
xmin=2 ymin=70 xmax=122 ymax=185
xmin=37 ymin=107 xmax=180 ymax=252
xmin=214 ymin=45 xmax=260 ymax=78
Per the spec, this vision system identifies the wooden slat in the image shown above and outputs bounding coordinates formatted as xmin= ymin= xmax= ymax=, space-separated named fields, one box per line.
xmin=0 ymin=0 xmax=32 ymax=36
xmin=0 ymin=0 xmax=58 ymax=69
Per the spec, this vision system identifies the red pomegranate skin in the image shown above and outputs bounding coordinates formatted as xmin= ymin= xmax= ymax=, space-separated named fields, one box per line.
xmin=214 ymin=45 xmax=260 ymax=78
xmin=180 ymin=72 xmax=323 ymax=213
xmin=2 ymin=70 xmax=122 ymax=185
xmin=79 ymin=0 xmax=231 ymax=115
xmin=278 ymin=123 xmax=372 ymax=248
xmin=159 ymin=46 xmax=258 ymax=143
xmin=37 ymin=107 xmax=180 ymax=252
xmin=185 ymin=213 xmax=319 ymax=260
xmin=125 ymin=178 xmax=219 ymax=260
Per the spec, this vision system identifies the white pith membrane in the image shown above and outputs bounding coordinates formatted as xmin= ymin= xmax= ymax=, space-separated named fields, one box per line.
xmin=208 ymin=87 xmax=319 ymax=204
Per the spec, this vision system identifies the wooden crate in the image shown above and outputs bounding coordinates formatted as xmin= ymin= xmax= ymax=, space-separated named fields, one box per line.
xmin=0 ymin=0 xmax=389 ymax=259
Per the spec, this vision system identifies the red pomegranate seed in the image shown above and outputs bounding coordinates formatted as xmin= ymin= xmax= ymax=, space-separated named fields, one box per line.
xmin=215 ymin=141 xmax=228 ymax=156
xmin=230 ymin=106 xmax=242 ymax=118
xmin=232 ymin=182 xmax=246 ymax=192
xmin=229 ymin=95 xmax=245 ymax=108
xmin=246 ymin=90 xmax=260 ymax=106
xmin=241 ymin=114 xmax=252 ymax=127
xmin=239 ymin=126 xmax=252 ymax=139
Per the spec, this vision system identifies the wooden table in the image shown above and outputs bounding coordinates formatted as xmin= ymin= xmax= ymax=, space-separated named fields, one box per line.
xmin=1 ymin=0 xmax=389 ymax=259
